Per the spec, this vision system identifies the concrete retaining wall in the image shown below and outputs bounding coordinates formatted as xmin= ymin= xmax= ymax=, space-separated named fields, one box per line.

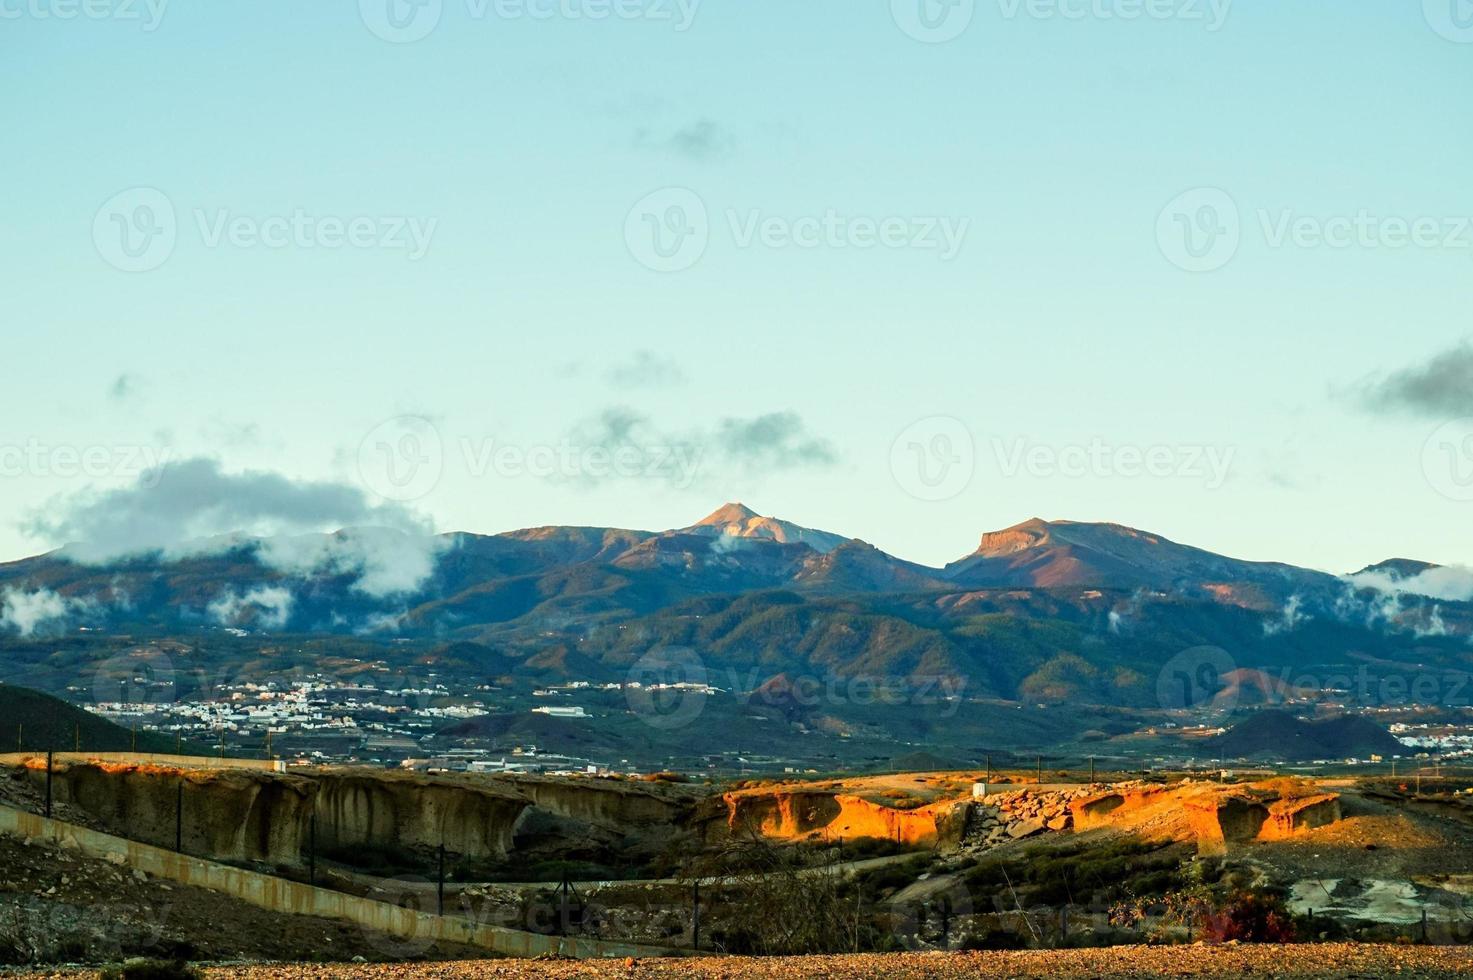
xmin=0 ymin=752 xmax=285 ymax=773
xmin=0 ymin=803 xmax=673 ymax=960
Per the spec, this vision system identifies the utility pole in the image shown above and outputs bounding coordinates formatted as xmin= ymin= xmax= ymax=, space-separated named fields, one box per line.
xmin=986 ymin=754 xmax=992 ymax=785
xmin=691 ymin=880 xmax=701 ymax=951
xmin=45 ymin=751 xmax=53 ymax=819
xmin=437 ymin=844 xmax=446 ymax=917
xmin=1089 ymin=757 xmax=1095 ymax=784
xmin=74 ymin=724 xmax=79 ymax=752
xmin=175 ymin=777 xmax=183 ymax=852
xmin=1036 ymin=756 xmax=1043 ymax=786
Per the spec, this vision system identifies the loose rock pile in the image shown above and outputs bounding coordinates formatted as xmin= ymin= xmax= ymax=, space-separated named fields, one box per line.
xmin=960 ymin=784 xmax=1115 ymax=852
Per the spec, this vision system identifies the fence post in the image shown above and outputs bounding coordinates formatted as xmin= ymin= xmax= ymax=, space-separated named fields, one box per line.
xmin=45 ymin=751 xmax=53 ymax=819
xmin=174 ymin=776 xmax=183 ymax=852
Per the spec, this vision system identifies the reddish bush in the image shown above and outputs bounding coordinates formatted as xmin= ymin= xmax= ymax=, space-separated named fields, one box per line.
xmin=1200 ymin=892 xmax=1296 ymax=943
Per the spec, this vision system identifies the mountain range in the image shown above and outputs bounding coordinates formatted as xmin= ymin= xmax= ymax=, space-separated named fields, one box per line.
xmin=0 ymin=505 xmax=1464 ymax=710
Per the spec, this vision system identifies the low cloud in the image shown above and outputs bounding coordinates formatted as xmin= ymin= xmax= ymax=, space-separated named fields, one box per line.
xmin=1262 ymin=595 xmax=1310 ymax=637
xmin=1346 ymin=564 xmax=1473 ymax=604
xmin=1357 ymin=342 xmax=1473 ymax=417
xmin=1 ymin=587 xmax=87 ymax=637
xmin=208 ymin=586 xmax=295 ymax=630
xmin=25 ymin=458 xmax=444 ymax=598
xmin=261 ymin=528 xmax=444 ymax=598
xmin=1339 ymin=565 xmax=1473 ymax=638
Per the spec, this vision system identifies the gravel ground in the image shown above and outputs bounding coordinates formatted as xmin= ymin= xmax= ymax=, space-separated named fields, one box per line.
xmin=14 ymin=945 xmax=1471 ymax=979
xmin=0 ymin=834 xmax=493 ymax=966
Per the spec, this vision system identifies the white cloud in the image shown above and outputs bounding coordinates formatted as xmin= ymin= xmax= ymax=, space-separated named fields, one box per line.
xmin=1347 ymin=565 xmax=1473 ymax=603
xmin=207 ymin=586 xmax=295 ymax=630
xmin=1 ymin=588 xmax=86 ymax=636
xmin=1263 ymin=594 xmax=1310 ymax=637
xmin=259 ymin=528 xmax=446 ymax=598
xmin=26 ymin=457 xmax=444 ymax=598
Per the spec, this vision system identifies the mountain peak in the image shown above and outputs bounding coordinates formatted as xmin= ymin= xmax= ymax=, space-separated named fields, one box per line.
xmin=1351 ymin=558 xmax=1440 ymax=580
xmin=696 ymin=502 xmax=760 ymax=527
xmin=974 ymin=517 xmax=1058 ymax=556
xmin=943 ymin=516 xmax=1337 ymax=604
xmin=683 ymin=504 xmax=847 ymax=554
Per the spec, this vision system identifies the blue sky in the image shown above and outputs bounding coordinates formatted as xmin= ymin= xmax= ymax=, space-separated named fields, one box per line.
xmin=4 ymin=0 xmax=1473 ymax=573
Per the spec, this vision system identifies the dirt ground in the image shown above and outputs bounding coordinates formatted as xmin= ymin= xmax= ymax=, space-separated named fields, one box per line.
xmin=0 ymin=834 xmax=495 ymax=967
xmin=14 ymin=945 xmax=1473 ymax=979
xmin=1248 ymin=790 xmax=1473 ymax=881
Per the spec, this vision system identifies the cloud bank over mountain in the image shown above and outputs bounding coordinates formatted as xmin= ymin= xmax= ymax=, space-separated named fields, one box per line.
xmin=24 ymin=457 xmax=442 ymax=598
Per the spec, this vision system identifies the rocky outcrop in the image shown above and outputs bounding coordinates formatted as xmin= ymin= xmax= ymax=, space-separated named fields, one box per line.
xmin=311 ymin=770 xmax=529 ymax=861
xmin=498 ymin=774 xmax=691 ymax=831
xmin=1178 ymin=786 xmax=1343 ymax=856
xmin=16 ymin=762 xmax=699 ymax=871
xmin=1070 ymin=784 xmax=1169 ymax=831
xmin=700 ymin=789 xmax=966 ymax=848
xmin=22 ymin=762 xmax=532 ymax=867
xmin=29 ymin=762 xmax=319 ymax=866
xmin=1264 ymin=793 xmax=1341 ymax=838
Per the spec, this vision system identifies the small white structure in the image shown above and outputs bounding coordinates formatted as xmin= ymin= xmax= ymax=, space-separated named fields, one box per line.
xmin=532 ymin=705 xmax=588 ymax=719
